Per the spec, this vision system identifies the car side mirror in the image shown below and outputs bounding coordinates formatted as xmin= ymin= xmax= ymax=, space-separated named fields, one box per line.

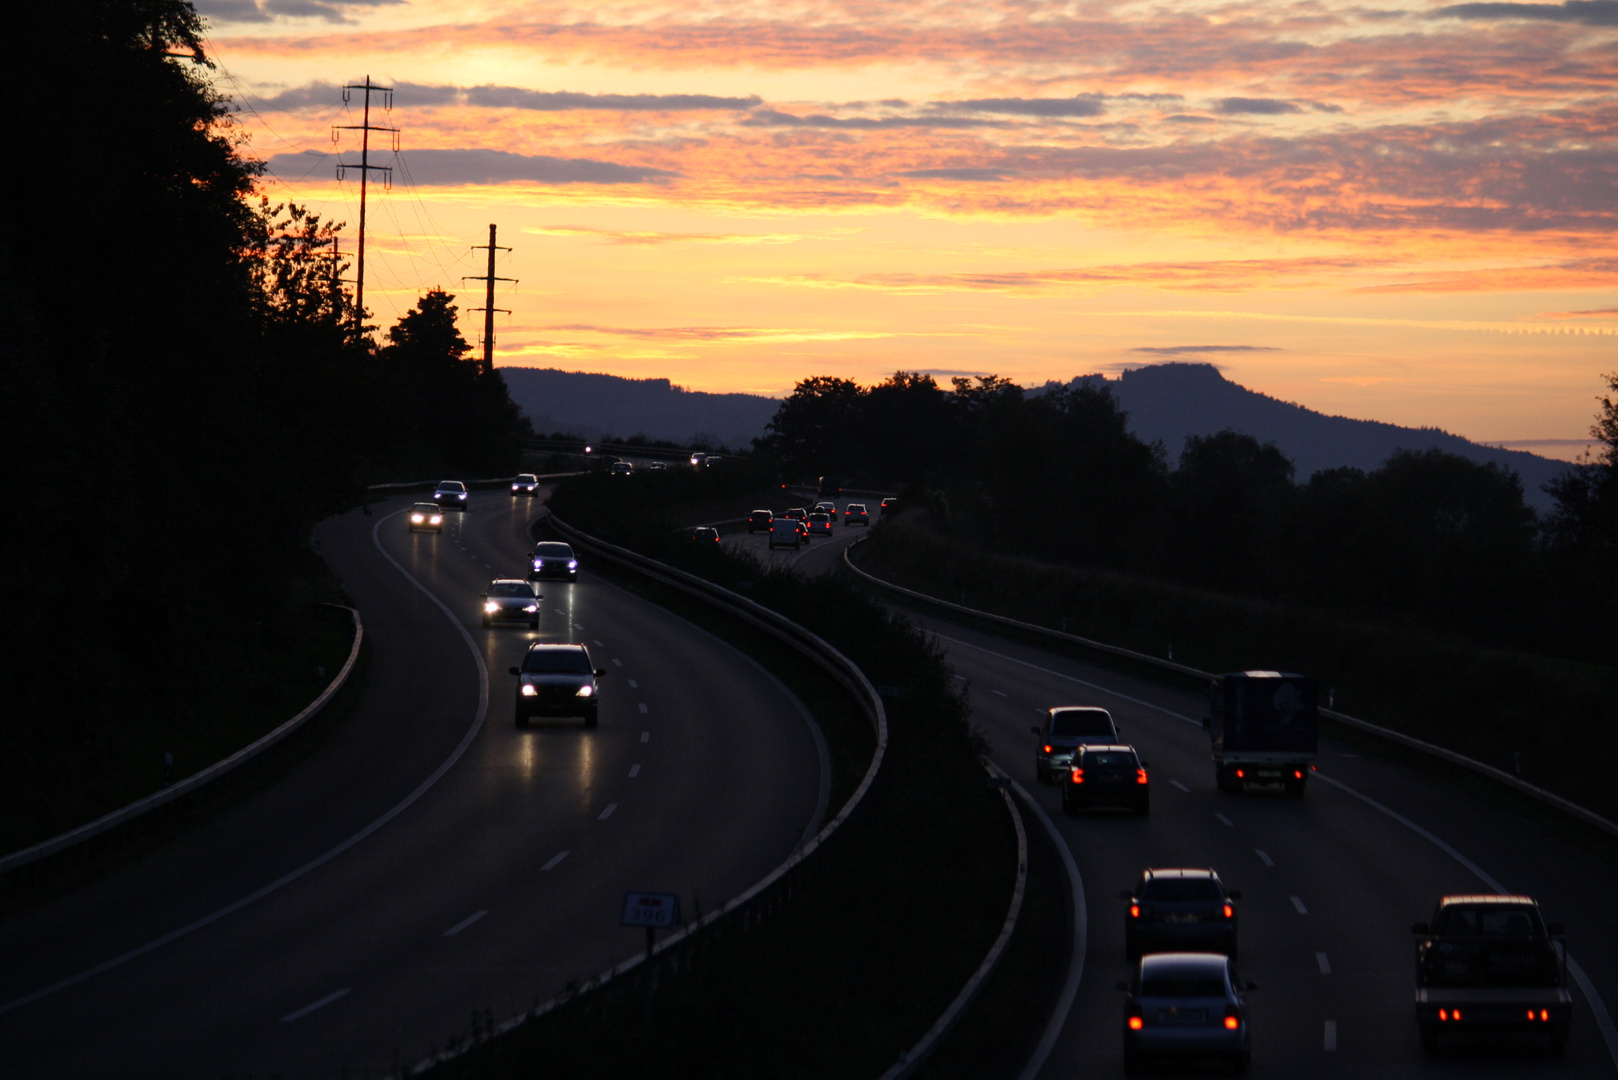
xmin=1411 ymin=922 xmax=1429 ymax=935
xmin=1547 ymin=922 xmax=1564 ymax=937
xmin=1118 ymin=889 xmax=1134 ymax=901
xmin=595 ymin=668 xmax=607 ymax=677
xmin=508 ymin=666 xmax=521 ymax=677
xmin=1226 ymin=890 xmax=1242 ymax=901
xmin=1140 ymin=760 xmax=1151 ymax=769
xmin=1030 ymin=725 xmax=1042 ymax=735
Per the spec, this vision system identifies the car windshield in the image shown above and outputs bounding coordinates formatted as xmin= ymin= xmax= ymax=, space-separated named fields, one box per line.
xmin=1435 ymin=905 xmax=1543 ymax=937
xmin=489 ymin=583 xmax=531 ymax=597
xmin=1141 ymin=976 xmax=1227 ymax=999
xmin=515 ymin=475 xmax=536 ymax=482
xmin=522 ymin=649 xmax=593 ymax=674
xmin=809 ymin=513 xmax=830 ymax=521
xmin=1141 ymin=878 xmax=1223 ymax=902
xmin=533 ymin=544 xmax=573 ymax=558
xmin=1049 ymin=711 xmax=1113 ymax=737
xmin=412 ymin=504 xmax=437 ymax=512
xmin=1084 ymin=752 xmax=1135 ymax=768
xmin=438 ymin=482 xmax=465 ymax=492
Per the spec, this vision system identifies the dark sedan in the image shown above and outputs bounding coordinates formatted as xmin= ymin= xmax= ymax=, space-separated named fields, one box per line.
xmin=1063 ymin=744 xmax=1149 ymax=816
xmin=1121 ymin=952 xmax=1254 ymax=1075
xmin=527 ymin=541 xmax=578 ymax=582
xmin=1123 ymin=868 xmax=1241 ymax=960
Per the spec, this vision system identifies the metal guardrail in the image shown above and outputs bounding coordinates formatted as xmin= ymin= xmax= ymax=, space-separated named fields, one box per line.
xmin=0 ymin=606 xmax=364 ymax=874
xmin=366 ymin=472 xmax=584 ymax=494
xmin=841 ymin=539 xmax=1618 ymax=842
xmin=402 ymin=516 xmax=891 ymax=1076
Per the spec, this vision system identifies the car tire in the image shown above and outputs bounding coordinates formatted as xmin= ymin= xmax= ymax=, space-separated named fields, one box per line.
xmin=1230 ymin=1047 xmax=1250 ymax=1076
xmin=481 ymin=615 xmax=491 ymax=627
xmin=528 ymin=619 xmax=539 ymax=629
xmin=1419 ymin=1024 xmax=1439 ymax=1055
xmin=584 ymin=709 xmax=599 ymax=729
xmin=1549 ymin=1024 xmax=1569 ymax=1056
xmin=1036 ymin=765 xmax=1048 ymax=785
xmin=1137 ymin=798 xmax=1150 ymax=817
xmin=515 ymin=712 xmax=529 ymax=729
xmin=1062 ymin=794 xmax=1080 ymax=817
xmin=1126 ymin=940 xmax=1140 ymax=962
xmin=1227 ymin=942 xmax=1239 ymax=961
xmin=1123 ymin=1048 xmax=1142 ymax=1076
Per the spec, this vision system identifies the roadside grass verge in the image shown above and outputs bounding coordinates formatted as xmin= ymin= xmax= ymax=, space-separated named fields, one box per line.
xmin=416 ymin=492 xmax=1029 ymax=1078
xmin=0 ymin=561 xmax=362 ymax=910
xmin=851 ymin=521 xmax=1618 ymax=863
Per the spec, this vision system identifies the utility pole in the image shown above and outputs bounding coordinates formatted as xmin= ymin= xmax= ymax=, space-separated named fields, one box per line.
xmin=335 ymin=76 xmax=398 ymax=337
xmin=464 ymin=224 xmax=515 ymax=374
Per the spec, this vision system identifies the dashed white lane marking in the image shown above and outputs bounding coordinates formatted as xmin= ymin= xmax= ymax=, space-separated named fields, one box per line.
xmin=1255 ymin=849 xmax=1275 ymax=867
xmin=640 ymin=731 xmax=650 ymax=743
xmin=280 ymin=988 xmax=349 ymax=1023
xmin=1316 ymin=952 xmax=1332 ymax=974
xmin=990 ymin=689 xmax=1008 ymax=697
xmin=1169 ymin=780 xmax=1190 ymax=793
xmin=540 ymin=851 xmax=568 ymax=871
xmin=628 ymin=679 xmax=639 ymax=688
xmin=612 ymin=658 xmax=623 ymax=667
xmin=1292 ymin=896 xmax=1309 ymax=914
xmin=443 ymin=910 xmax=488 ymax=937
xmin=598 ymin=803 xmax=617 ymax=821
xmin=573 ymin=623 xmax=584 ymax=630
xmin=628 ymin=764 xmax=641 ymax=778
xmin=638 ymin=703 xmax=648 ymax=714
xmin=1324 ymin=1020 xmax=1337 ymax=1051
xmin=1215 ymin=813 xmax=1234 ymax=826
xmin=951 ymin=674 xmax=967 ymax=682
xmin=593 ymin=639 xmax=604 ymax=646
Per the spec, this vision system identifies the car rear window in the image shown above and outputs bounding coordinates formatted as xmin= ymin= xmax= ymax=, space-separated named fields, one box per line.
xmin=1141 ymin=879 xmax=1223 ymax=902
xmin=1435 ymin=906 xmax=1543 ymax=937
xmin=522 ymin=650 xmax=593 ymax=674
xmin=439 ymin=482 xmax=465 ymax=491
xmin=1049 ymin=711 xmax=1114 ymax=737
xmin=1083 ymin=752 xmax=1135 ymax=768
xmin=489 ymin=583 xmax=531 ymax=596
xmin=1141 ymin=977 xmax=1226 ymax=999
xmin=533 ymin=543 xmax=573 ymax=558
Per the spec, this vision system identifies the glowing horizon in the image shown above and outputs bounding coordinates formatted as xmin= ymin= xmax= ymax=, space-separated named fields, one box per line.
xmin=199 ymin=0 xmax=1618 ymax=460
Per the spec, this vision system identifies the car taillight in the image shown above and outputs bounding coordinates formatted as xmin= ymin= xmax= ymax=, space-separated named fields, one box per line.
xmin=1129 ymin=903 xmax=1140 ymax=918
xmin=1043 ymin=744 xmax=1052 ymax=753
xmin=1127 ymin=1013 xmax=1143 ymax=1031
xmin=1293 ymin=769 xmax=1303 ymax=779
xmin=1235 ymin=768 xmax=1245 ymax=779
xmin=1439 ymin=1009 xmax=1462 ymax=1021
xmin=1070 ymin=768 xmax=1084 ymax=784
xmin=1224 ymin=1007 xmax=1240 ymax=1030
xmin=1224 ymin=903 xmax=1234 ymax=918
xmin=1136 ymin=768 xmax=1149 ymax=785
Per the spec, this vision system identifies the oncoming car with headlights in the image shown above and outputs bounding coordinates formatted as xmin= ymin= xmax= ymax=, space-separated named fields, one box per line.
xmin=407 ymin=503 xmax=444 ymax=532
xmin=482 ymin=579 xmax=540 ymax=629
xmin=511 ymin=473 xmax=539 ymax=497
xmin=433 ymin=480 xmax=469 ymax=510
xmin=510 ymin=643 xmax=605 ymax=727
xmin=528 ymin=541 xmax=579 ymax=582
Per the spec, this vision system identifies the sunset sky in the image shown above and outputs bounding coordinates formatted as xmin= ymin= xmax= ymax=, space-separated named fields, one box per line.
xmin=197 ymin=0 xmax=1618 ymax=458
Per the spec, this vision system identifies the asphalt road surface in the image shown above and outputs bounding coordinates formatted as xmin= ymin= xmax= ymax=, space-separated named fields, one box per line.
xmin=735 ymin=504 xmax=1618 ymax=1077
xmin=0 ymin=489 xmax=825 ymax=1078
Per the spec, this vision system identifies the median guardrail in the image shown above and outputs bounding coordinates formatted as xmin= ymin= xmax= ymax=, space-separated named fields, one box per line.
xmin=841 ymin=539 xmax=1618 ymax=842
xmin=0 ymin=606 xmax=364 ymax=874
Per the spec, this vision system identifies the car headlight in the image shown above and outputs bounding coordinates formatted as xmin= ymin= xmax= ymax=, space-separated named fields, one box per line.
xmin=522 ymin=604 xmax=538 ymax=613
xmin=521 ymin=683 xmax=537 ymax=696
xmin=511 ymin=485 xmax=519 ymax=491
xmin=533 ymin=559 xmax=544 ymax=569
xmin=410 ymin=514 xmax=424 ymax=523
xmin=568 ymin=560 xmax=578 ymax=569
xmin=576 ymin=685 xmax=594 ymax=697
xmin=458 ymin=492 xmax=467 ymax=499
xmin=430 ymin=515 xmax=442 ymax=524
xmin=484 ymin=601 xmax=500 ymax=613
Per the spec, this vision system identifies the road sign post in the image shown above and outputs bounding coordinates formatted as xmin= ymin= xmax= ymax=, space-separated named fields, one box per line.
xmin=621 ymin=891 xmax=681 ymax=961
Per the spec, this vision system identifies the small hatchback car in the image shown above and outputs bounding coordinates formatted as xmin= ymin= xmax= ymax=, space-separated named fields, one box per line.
xmin=510 ymin=643 xmax=605 ymax=727
xmin=433 ymin=480 xmax=469 ymax=510
xmin=748 ymin=510 xmax=775 ymax=534
xmin=1120 ymin=952 xmax=1254 ymax=1075
xmin=1123 ymin=869 xmax=1242 ymax=960
xmin=692 ymin=526 xmax=721 ymax=543
xmin=844 ymin=503 xmax=870 ymax=526
xmin=511 ymin=473 xmax=540 ymax=497
xmin=482 ymin=579 xmax=540 ymax=628
xmin=407 ymin=503 xmax=444 ymax=532
xmin=806 ymin=512 xmax=833 ymax=536
xmin=1032 ymin=706 xmax=1120 ymax=784
xmin=1063 ymin=744 xmax=1150 ymax=816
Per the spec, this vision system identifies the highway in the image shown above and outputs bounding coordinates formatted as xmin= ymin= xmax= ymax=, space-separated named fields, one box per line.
xmin=729 ymin=501 xmax=1618 ymax=1077
xmin=0 ymin=489 xmax=826 ymax=1078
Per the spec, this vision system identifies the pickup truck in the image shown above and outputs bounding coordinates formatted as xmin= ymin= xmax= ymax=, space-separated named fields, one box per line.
xmin=1203 ymin=671 xmax=1317 ymax=795
xmin=1413 ymin=894 xmax=1571 ymax=1055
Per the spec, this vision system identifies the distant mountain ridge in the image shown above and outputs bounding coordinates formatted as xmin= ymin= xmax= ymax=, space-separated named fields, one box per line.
xmin=499 ymin=367 xmax=779 ymax=450
xmin=1056 ymin=363 xmax=1569 ymax=510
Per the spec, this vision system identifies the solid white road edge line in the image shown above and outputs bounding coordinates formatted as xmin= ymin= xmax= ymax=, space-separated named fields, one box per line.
xmin=598 ymin=804 xmax=617 ymax=820
xmin=1170 ymin=780 xmax=1191 ymax=793
xmin=1324 ymin=1019 xmax=1337 ymax=1052
xmin=1216 ymin=813 xmax=1234 ymax=827
xmin=628 ymin=765 xmax=640 ymax=778
xmin=1317 ymin=952 xmax=1331 ymax=975
xmin=1314 ymin=772 xmax=1618 ymax=1072
xmin=1011 ymin=775 xmax=1086 ymax=1080
xmin=0 ymin=507 xmax=490 ymax=1018
xmin=279 ymin=988 xmax=350 ymax=1023
xmin=540 ymin=851 xmax=568 ymax=871
xmin=1292 ymin=896 xmax=1308 ymax=914
xmin=1256 ymin=849 xmax=1275 ymax=867
xmin=442 ymin=911 xmax=488 ymax=937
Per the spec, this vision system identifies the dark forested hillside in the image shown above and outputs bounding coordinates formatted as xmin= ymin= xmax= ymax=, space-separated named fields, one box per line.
xmin=500 ymin=367 xmax=778 ymax=448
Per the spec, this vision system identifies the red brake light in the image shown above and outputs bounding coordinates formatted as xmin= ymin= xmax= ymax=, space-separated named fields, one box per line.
xmin=1235 ymin=768 xmax=1245 ymax=779
xmin=1541 ymin=1009 xmax=1550 ymax=1021
xmin=1128 ymin=1015 xmax=1143 ymax=1030
xmin=1136 ymin=768 xmax=1149 ymax=785
xmin=1528 ymin=1010 xmax=1537 ymax=1020
xmin=1224 ymin=1008 xmax=1240 ymax=1031
xmin=1043 ymin=744 xmax=1053 ymax=753
xmin=1070 ymin=768 xmax=1084 ymax=784
xmin=1293 ymin=769 xmax=1303 ymax=779
xmin=1224 ymin=903 xmax=1234 ymax=918
xmin=1130 ymin=903 xmax=1140 ymax=918
xmin=1439 ymin=1009 xmax=1448 ymax=1022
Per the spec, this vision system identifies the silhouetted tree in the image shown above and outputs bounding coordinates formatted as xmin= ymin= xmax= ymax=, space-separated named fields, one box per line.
xmin=1169 ymin=431 xmax=1296 ymax=590
xmin=756 ymin=375 xmax=865 ymax=477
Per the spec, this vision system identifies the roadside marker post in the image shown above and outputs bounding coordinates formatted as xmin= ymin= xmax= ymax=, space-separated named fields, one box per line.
xmin=621 ymin=891 xmax=681 ymax=961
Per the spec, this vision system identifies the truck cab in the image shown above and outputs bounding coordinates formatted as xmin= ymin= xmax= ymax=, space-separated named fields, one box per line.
xmin=1412 ymin=894 xmax=1570 ymax=1055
